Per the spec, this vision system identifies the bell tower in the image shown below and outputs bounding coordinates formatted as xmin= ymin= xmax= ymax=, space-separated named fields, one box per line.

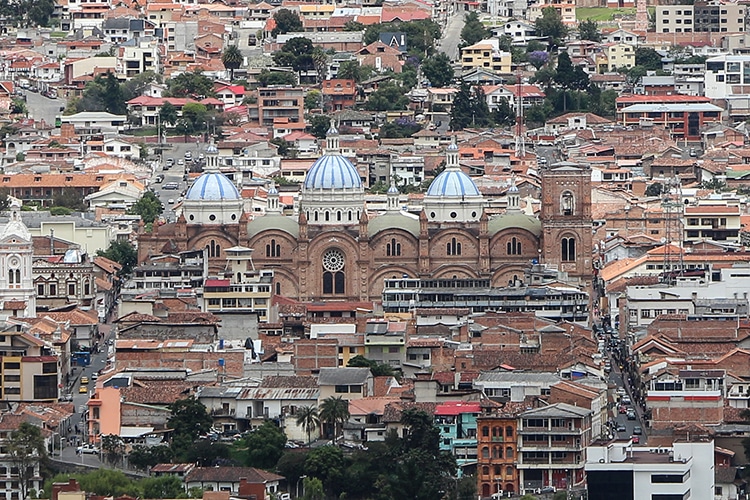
xmin=540 ymin=163 xmax=593 ymax=287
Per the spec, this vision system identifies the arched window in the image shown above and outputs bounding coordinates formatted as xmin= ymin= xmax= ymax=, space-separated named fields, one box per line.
xmin=84 ymin=280 xmax=90 ymax=296
xmin=481 ymin=447 xmax=489 ymax=459
xmin=562 ymin=237 xmax=576 ymax=262
xmin=447 ymin=237 xmax=462 ymax=256
xmin=386 ymin=238 xmax=402 ymax=257
xmin=482 ymin=426 xmax=489 ymax=437
xmin=507 ymin=237 xmax=521 ymax=255
xmin=492 ymin=426 xmax=501 ymax=438
xmin=506 ymin=466 xmax=513 ymax=477
xmin=275 ymin=282 xmax=281 ymax=295
xmin=8 ymin=268 xmax=14 ymax=284
xmin=505 ymin=447 xmax=513 ymax=459
xmin=337 ymin=211 xmax=342 ymax=221
xmin=482 ymin=466 xmax=489 ymax=477
xmin=494 ymin=465 xmax=501 ymax=476
xmin=325 ymin=212 xmax=330 ymax=222
xmin=322 ymin=249 xmax=345 ymax=295
xmin=237 ymin=272 xmax=242 ymax=283
xmin=266 ymin=239 xmax=281 ymax=257
xmin=348 ymin=211 xmax=352 ymax=221
xmin=314 ymin=212 xmax=319 ymax=222
xmin=561 ymin=191 xmax=575 ymax=216
xmin=68 ymin=282 xmax=76 ymax=296
xmin=492 ymin=446 xmax=502 ymax=459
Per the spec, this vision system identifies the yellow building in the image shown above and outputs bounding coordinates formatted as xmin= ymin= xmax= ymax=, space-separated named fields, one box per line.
xmin=602 ymin=43 xmax=635 ymax=72
xmin=299 ymin=4 xmax=335 ymax=20
xmin=0 ymin=327 xmax=59 ymax=402
xmin=460 ymin=40 xmax=512 ymax=74
xmin=202 ymin=246 xmax=274 ymax=321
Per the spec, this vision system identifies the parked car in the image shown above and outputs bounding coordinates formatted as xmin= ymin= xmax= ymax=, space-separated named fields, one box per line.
xmin=616 ymin=387 xmax=627 ymax=397
xmin=79 ymin=385 xmax=88 ymax=394
xmin=77 ymin=444 xmax=99 ymax=455
xmin=631 ymin=435 xmax=640 ymax=444
xmin=621 ymin=396 xmax=632 ymax=405
xmin=618 ymin=405 xmax=627 ymax=414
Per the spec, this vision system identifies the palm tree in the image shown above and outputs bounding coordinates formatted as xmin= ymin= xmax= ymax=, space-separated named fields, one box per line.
xmin=295 ymin=405 xmax=320 ymax=445
xmin=319 ymin=396 xmax=350 ymax=444
xmin=221 ymin=45 xmax=243 ymax=81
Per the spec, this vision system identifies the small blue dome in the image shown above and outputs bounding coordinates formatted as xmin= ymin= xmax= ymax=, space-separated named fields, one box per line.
xmin=303 ymin=154 xmax=362 ymax=190
xmin=387 ymin=184 xmax=399 ymax=194
xmin=426 ymin=169 xmax=481 ymax=197
xmin=185 ymin=172 xmax=240 ymax=201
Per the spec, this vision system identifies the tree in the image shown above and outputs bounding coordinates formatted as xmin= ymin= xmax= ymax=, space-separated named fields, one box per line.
xmin=128 ymin=444 xmax=173 ymax=471
xmin=159 ymin=102 xmax=178 ymax=127
xmin=121 ymin=71 xmax=159 ymax=102
xmin=645 ymin=182 xmax=664 ymax=197
xmin=100 ymin=434 xmax=125 ymax=467
xmin=272 ymin=9 xmax=303 ymax=37
xmin=128 ymin=191 xmax=163 ymax=224
xmin=450 ymin=83 xmax=491 ymax=130
xmin=140 ymin=476 xmax=185 ymax=499
xmin=181 ymin=102 xmax=209 ymax=133
xmin=302 ymin=477 xmax=325 ymax=500
xmin=343 ymin=20 xmax=364 ymax=31
xmin=168 ymin=397 xmax=212 ymax=440
xmin=52 ymin=187 xmax=86 ymax=211
xmin=296 ymin=406 xmax=320 ymax=445
xmin=364 ymin=83 xmax=408 ymax=111
xmin=221 ymin=45 xmax=243 ymax=81
xmin=336 ymin=60 xmax=371 ymax=83
xmin=103 ymin=72 xmax=125 ymax=115
xmin=319 ymin=396 xmax=350 ymax=444
xmin=635 ymin=47 xmax=663 ymax=71
xmin=347 ymin=355 xmax=396 ymax=377
xmin=27 ymin=0 xmax=54 ymax=26
xmin=578 ymin=19 xmax=602 ymax=42
xmin=7 ymin=423 xmax=47 ymax=500
xmin=166 ymin=71 xmax=215 ymax=98
xmin=181 ymin=439 xmax=231 ymax=467
xmin=257 ymin=69 xmax=297 ymax=87
xmin=97 ymin=240 xmax=138 ymax=276
xmin=554 ymin=51 xmax=574 ymax=89
xmin=528 ymin=50 xmax=549 ymax=70
xmin=379 ymin=119 xmax=422 ymax=140
xmin=460 ymin=12 xmax=489 ymax=46
xmin=309 ymin=115 xmax=331 ymax=139
xmin=244 ymin=420 xmax=287 ymax=469
xmin=303 ymin=446 xmax=346 ymax=496
xmin=535 ymin=6 xmax=568 ymax=47
xmin=270 ymin=138 xmax=297 ymax=159
xmin=305 ymin=89 xmax=322 ymax=110
xmin=421 ymin=53 xmax=454 ymax=87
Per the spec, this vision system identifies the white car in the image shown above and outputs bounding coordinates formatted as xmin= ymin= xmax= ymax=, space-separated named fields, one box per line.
xmin=168 ymin=199 xmax=175 ymax=204
xmin=77 ymin=444 xmax=99 ymax=455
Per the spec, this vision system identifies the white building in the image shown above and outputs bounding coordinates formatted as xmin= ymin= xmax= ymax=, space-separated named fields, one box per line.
xmin=585 ymin=438 xmax=715 ymax=500
xmin=60 ymin=112 xmax=127 ymax=135
xmin=705 ymin=55 xmax=750 ymax=116
xmin=0 ymin=200 xmax=36 ymax=318
xmin=85 ymin=178 xmax=145 ymax=210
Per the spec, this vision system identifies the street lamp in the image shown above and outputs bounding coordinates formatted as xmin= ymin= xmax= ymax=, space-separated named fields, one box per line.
xmin=296 ymin=475 xmax=307 ymax=499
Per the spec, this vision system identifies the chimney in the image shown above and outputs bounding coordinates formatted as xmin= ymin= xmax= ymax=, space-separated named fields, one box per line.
xmin=238 ymin=478 xmax=251 ymax=497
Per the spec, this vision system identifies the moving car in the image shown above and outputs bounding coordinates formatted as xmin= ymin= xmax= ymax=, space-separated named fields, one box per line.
xmin=621 ymin=396 xmax=632 ymax=405
xmin=633 ymin=426 xmax=643 ymax=435
xmin=631 ymin=435 xmax=640 ymax=444
xmin=168 ymin=199 xmax=175 ymax=204
xmin=80 ymin=376 xmax=88 ymax=385
xmin=616 ymin=423 xmax=627 ymax=432
xmin=627 ymin=409 xmax=636 ymax=420
xmin=79 ymin=385 xmax=88 ymax=394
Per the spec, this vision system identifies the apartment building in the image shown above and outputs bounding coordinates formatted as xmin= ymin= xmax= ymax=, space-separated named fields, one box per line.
xmin=683 ymin=200 xmax=741 ymax=243
xmin=0 ymin=324 xmax=60 ymax=402
xmin=435 ymin=401 xmax=480 ymax=472
xmin=128 ymin=250 xmax=207 ymax=292
xmin=517 ymin=403 xmax=591 ymax=494
xmin=586 ymin=438 xmax=715 ymax=500
xmin=615 ymin=95 xmax=722 ymax=141
xmin=646 ymin=369 xmax=724 ymax=431
xmin=477 ymin=408 xmax=523 ymax=497
xmin=460 ymin=39 xmax=512 ymax=74
xmin=254 ymin=86 xmax=304 ymax=128
xmin=656 ymin=5 xmax=694 ymax=33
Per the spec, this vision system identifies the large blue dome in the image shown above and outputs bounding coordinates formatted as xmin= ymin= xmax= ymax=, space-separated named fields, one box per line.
xmin=185 ymin=172 xmax=240 ymax=201
xmin=303 ymin=154 xmax=362 ymax=190
xmin=426 ymin=169 xmax=481 ymax=197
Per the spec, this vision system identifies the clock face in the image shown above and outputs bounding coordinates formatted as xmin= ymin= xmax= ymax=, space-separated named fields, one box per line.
xmin=8 ymin=257 xmax=19 ymax=268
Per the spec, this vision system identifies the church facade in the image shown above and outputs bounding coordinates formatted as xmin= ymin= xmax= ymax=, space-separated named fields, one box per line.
xmin=137 ymin=130 xmax=593 ymax=303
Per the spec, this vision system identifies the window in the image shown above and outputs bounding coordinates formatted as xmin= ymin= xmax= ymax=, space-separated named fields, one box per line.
xmin=386 ymin=238 xmax=402 ymax=257
xmin=561 ymin=237 xmax=576 ymax=261
xmin=481 ymin=447 xmax=489 ymax=458
xmin=37 ymin=284 xmax=44 ymax=296
xmin=561 ymin=191 xmax=575 ymax=215
xmin=505 ymin=447 xmax=513 ymax=458
xmin=207 ymin=240 xmax=221 ymax=258
xmin=447 ymin=237 xmax=462 ymax=256
xmin=49 ymin=283 xmax=56 ymax=295
xmin=651 ymin=474 xmax=687 ymax=483
xmin=507 ymin=237 xmax=522 ymax=255
xmin=334 ymin=385 xmax=349 ymax=393
xmin=266 ymin=239 xmax=281 ymax=257
xmin=68 ymin=283 xmax=76 ymax=296
xmin=506 ymin=426 xmax=513 ymax=437
xmin=482 ymin=426 xmax=489 ymax=437
xmin=322 ymin=249 xmax=345 ymax=295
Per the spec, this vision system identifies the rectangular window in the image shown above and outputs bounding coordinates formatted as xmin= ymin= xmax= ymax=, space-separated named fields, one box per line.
xmin=651 ymin=474 xmax=687 ymax=483
xmin=334 ymin=385 xmax=349 ymax=393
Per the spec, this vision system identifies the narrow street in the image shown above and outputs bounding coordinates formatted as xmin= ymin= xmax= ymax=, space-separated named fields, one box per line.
xmin=439 ymin=7 xmax=466 ymax=62
xmin=23 ymin=90 xmax=65 ymax=125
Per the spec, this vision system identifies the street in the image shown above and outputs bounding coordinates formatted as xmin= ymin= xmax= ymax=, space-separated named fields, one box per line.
xmin=151 ymin=141 xmax=214 ymax=222
xmin=439 ymin=8 xmax=466 ymax=61
xmin=23 ymin=90 xmax=65 ymax=125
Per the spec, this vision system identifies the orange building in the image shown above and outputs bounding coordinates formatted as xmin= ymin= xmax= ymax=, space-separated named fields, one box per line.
xmin=476 ymin=405 xmax=525 ymax=497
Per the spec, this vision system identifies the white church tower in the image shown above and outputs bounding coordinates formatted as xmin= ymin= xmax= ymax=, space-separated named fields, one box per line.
xmin=0 ymin=199 xmax=35 ymax=317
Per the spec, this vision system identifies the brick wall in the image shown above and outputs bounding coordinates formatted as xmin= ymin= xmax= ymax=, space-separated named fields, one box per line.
xmin=293 ymin=339 xmax=338 ymax=374
xmin=116 ymin=350 xmax=244 ymax=378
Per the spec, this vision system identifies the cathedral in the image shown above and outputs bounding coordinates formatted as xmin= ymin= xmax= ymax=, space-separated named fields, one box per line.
xmin=137 ymin=126 xmax=593 ymax=303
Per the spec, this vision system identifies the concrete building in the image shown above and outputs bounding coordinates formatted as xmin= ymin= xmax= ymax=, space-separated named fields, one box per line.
xmin=684 ymin=200 xmax=741 ymax=243
xmin=435 ymin=401 xmax=481 ymax=473
xmin=656 ymin=5 xmax=695 ymax=33
xmin=646 ymin=369 xmax=724 ymax=432
xmin=517 ymin=403 xmax=592 ymax=494
xmin=694 ymin=2 xmax=745 ymax=33
xmin=460 ymin=39 xmax=512 ymax=74
xmin=586 ymin=438 xmax=715 ymax=500
xmin=254 ymin=86 xmax=304 ymax=128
